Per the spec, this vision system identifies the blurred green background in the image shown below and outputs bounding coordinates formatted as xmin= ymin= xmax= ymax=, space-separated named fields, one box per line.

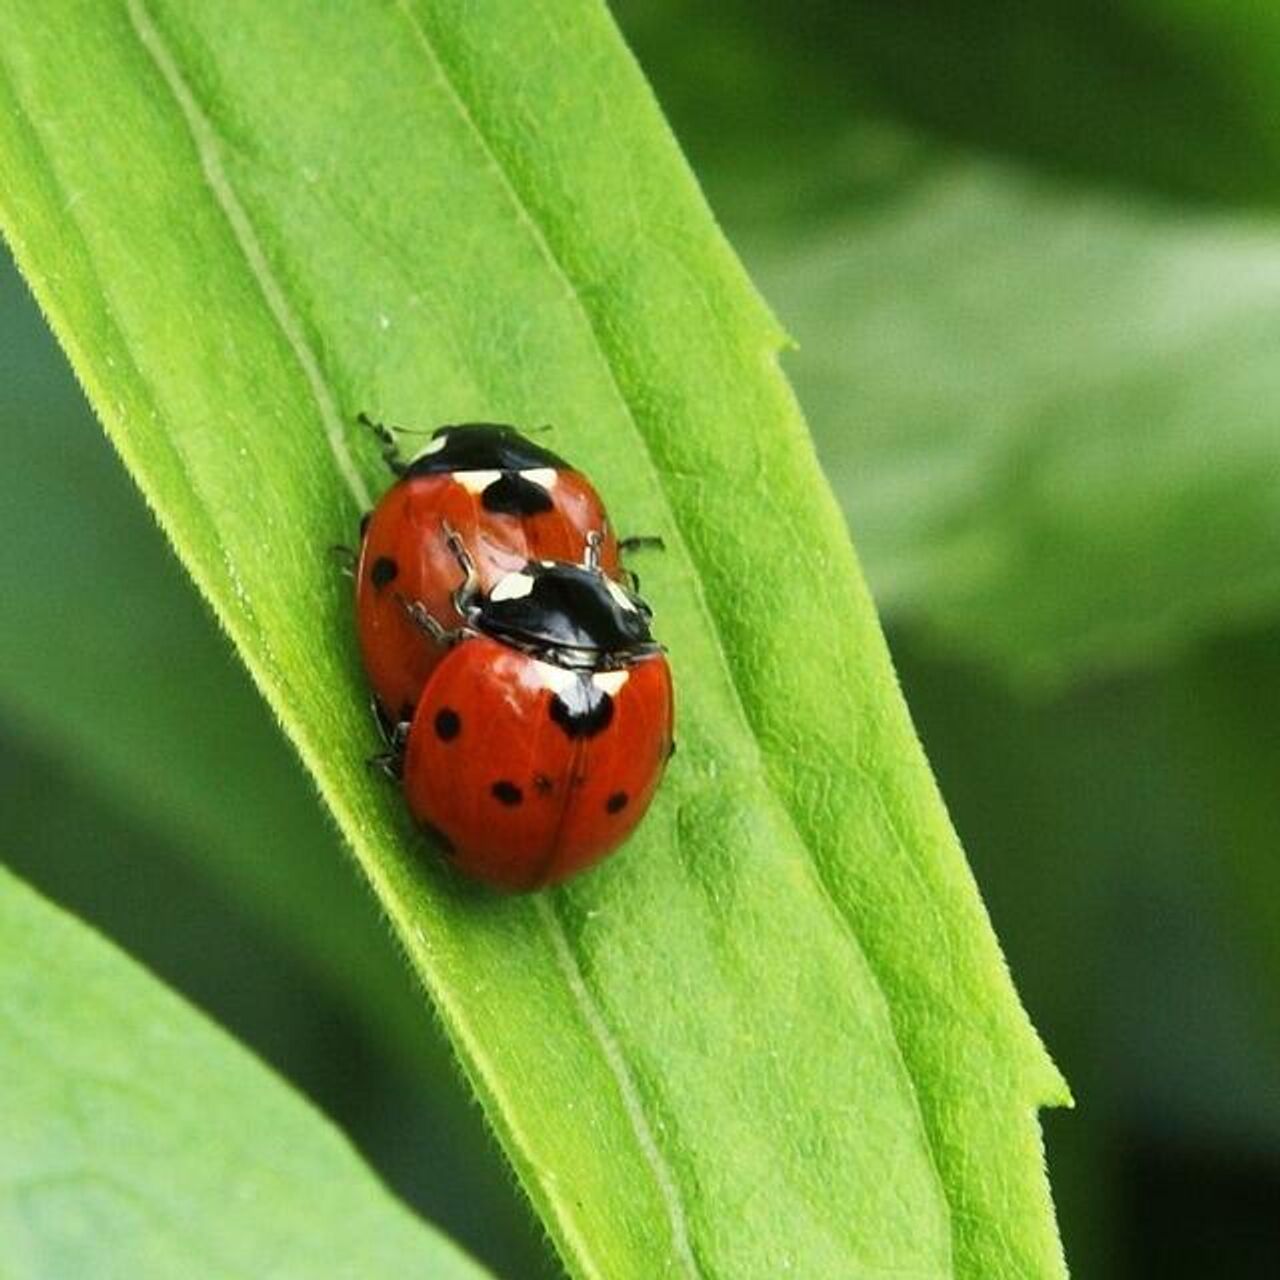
xmin=4 ymin=2 xmax=1279 ymax=1275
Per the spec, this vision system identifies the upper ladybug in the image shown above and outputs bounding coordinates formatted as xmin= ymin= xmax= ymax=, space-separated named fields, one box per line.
xmin=354 ymin=418 xmax=621 ymax=722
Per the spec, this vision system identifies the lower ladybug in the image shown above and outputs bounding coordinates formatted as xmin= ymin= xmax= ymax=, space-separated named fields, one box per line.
xmin=355 ymin=417 xmax=623 ymax=724
xmin=398 ymin=542 xmax=674 ymax=891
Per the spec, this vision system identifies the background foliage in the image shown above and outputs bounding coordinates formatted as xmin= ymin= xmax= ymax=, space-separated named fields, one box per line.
xmin=612 ymin=2 xmax=1280 ymax=1274
xmin=2 ymin=1 xmax=1279 ymax=1276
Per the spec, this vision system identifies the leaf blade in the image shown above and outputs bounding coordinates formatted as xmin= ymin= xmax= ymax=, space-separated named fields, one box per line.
xmin=0 ymin=2 xmax=1065 ymax=1276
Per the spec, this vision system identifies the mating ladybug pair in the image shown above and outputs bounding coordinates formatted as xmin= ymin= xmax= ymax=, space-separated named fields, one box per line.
xmin=351 ymin=417 xmax=674 ymax=891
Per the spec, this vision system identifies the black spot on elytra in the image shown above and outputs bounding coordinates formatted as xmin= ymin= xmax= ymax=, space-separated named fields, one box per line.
xmin=434 ymin=708 xmax=461 ymax=741
xmin=549 ymin=677 xmax=614 ymax=739
xmin=481 ymin=471 xmax=555 ymax=517
xmin=370 ymin=556 xmax=398 ymax=589
xmin=491 ymin=780 xmax=523 ymax=806
xmin=606 ymin=791 xmax=629 ymax=814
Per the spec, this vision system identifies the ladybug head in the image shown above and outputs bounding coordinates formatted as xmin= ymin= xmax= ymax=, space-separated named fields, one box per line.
xmin=478 ymin=561 xmax=658 ymax=668
xmin=405 ymin=423 xmax=569 ymax=476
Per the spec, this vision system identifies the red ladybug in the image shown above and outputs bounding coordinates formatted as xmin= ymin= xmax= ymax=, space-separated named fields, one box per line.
xmin=400 ymin=553 xmax=674 ymax=891
xmin=355 ymin=418 xmax=621 ymax=723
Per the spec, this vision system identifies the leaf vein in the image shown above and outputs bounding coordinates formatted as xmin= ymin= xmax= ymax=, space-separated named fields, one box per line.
xmin=125 ymin=0 xmax=372 ymax=515
xmin=535 ymin=896 xmax=705 ymax=1280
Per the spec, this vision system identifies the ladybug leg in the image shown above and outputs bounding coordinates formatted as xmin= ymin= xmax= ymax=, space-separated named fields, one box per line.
xmin=369 ymin=697 xmax=400 ymax=745
xmin=617 ymin=535 xmax=664 ymax=592
xmin=367 ymin=749 xmax=404 ymax=782
xmin=397 ymin=595 xmax=466 ymax=646
xmin=357 ymin=412 xmax=408 ymax=476
xmin=440 ymin=522 xmax=480 ymax=616
xmin=366 ymin=697 xmax=408 ymax=781
xmin=329 ymin=543 xmax=357 ymax=577
xmin=618 ymin=534 xmax=666 ymax=555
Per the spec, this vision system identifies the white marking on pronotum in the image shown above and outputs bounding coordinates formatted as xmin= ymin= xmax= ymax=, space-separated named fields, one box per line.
xmin=593 ymin=670 xmax=630 ymax=696
xmin=531 ymin=660 xmax=576 ymax=695
xmin=489 ymin=571 xmax=535 ymax=602
xmin=606 ymin=579 xmax=639 ymax=613
xmin=409 ymin=434 xmax=448 ymax=463
xmin=521 ymin=466 xmax=557 ymax=488
xmin=453 ymin=468 xmax=502 ymax=494
xmin=126 ymin=0 xmax=371 ymax=512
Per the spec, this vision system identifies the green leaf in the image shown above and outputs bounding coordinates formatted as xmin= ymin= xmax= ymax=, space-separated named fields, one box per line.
xmin=0 ymin=863 xmax=490 ymax=1279
xmin=616 ymin=2 xmax=1280 ymax=685
xmin=0 ymin=2 xmax=1066 ymax=1277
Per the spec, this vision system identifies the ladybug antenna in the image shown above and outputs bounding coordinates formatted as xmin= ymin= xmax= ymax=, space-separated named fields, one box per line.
xmin=356 ymin=412 xmax=407 ymax=476
xmin=357 ymin=411 xmax=438 ymax=437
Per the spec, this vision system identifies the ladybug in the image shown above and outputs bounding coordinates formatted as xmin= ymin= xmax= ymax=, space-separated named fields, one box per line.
xmin=355 ymin=416 xmax=623 ymax=723
xmin=398 ymin=542 xmax=674 ymax=891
